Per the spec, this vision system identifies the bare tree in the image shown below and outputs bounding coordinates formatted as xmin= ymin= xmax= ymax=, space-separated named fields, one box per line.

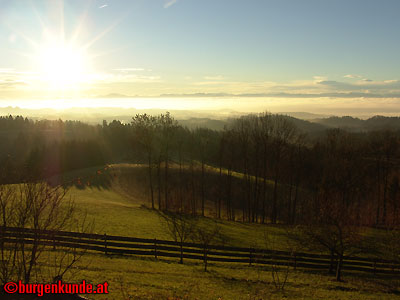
xmin=131 ymin=114 xmax=158 ymax=209
xmin=43 ymin=211 xmax=94 ymax=283
xmin=368 ymin=130 xmax=399 ymax=225
xmin=259 ymin=112 xmax=274 ymax=224
xmin=0 ymin=181 xmax=85 ymax=284
xmin=160 ymin=211 xmax=195 ymax=264
xmin=263 ymin=234 xmax=291 ymax=292
xmin=289 ymin=200 xmax=363 ymax=281
xmin=0 ymin=184 xmax=17 ymax=283
xmin=270 ymin=116 xmax=297 ymax=224
xmin=158 ymin=112 xmax=179 ymax=211
xmin=192 ymin=222 xmax=221 ymax=271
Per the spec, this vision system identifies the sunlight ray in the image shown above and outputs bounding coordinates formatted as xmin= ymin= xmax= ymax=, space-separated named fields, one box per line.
xmin=58 ymin=0 xmax=65 ymax=43
xmin=82 ymin=21 xmax=120 ymax=51
xmin=4 ymin=22 xmax=40 ymax=51
xmin=29 ymin=0 xmax=47 ymax=32
xmin=81 ymin=10 xmax=130 ymax=51
xmin=70 ymin=4 xmax=91 ymax=46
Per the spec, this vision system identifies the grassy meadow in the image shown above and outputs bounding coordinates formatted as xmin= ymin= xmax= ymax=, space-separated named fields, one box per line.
xmin=40 ymin=164 xmax=400 ymax=299
xmin=63 ymin=252 xmax=398 ymax=300
xmin=64 ymin=164 xmax=287 ymax=249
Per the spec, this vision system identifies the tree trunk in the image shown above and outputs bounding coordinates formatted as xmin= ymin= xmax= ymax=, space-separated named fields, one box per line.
xmin=292 ymin=177 xmax=299 ymax=224
xmin=191 ymin=160 xmax=196 ymax=216
xmin=271 ymin=175 xmax=279 ymax=224
xmin=148 ymin=154 xmax=154 ymax=209
xmin=383 ymin=170 xmax=389 ymax=225
xmin=179 ymin=158 xmax=183 ymax=212
xmin=201 ymin=161 xmax=205 ymax=217
xmin=180 ymin=242 xmax=183 ymax=264
xmin=227 ymin=169 xmax=232 ymax=221
xmin=164 ymin=155 xmax=169 ymax=211
xmin=262 ymin=177 xmax=267 ymax=224
xmin=204 ymin=248 xmax=208 ymax=272
xmin=157 ymin=160 xmax=162 ymax=210
xmin=329 ymin=249 xmax=335 ymax=274
xmin=287 ymin=183 xmax=293 ymax=224
xmin=336 ymin=254 xmax=343 ymax=281
xmin=218 ymin=165 xmax=222 ymax=219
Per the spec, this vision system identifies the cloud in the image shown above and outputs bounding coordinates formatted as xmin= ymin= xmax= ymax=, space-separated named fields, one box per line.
xmin=0 ymin=69 xmax=37 ymax=90
xmin=180 ymin=76 xmax=400 ymax=99
xmin=1 ymin=66 xmax=400 ymax=101
xmin=344 ymin=74 xmax=375 ymax=82
xmin=317 ymin=79 xmax=400 ymax=91
xmin=99 ymin=4 xmax=108 ymax=9
xmin=158 ymin=91 xmax=400 ymax=99
xmin=0 ymin=80 xmax=28 ymax=90
xmin=0 ymin=68 xmax=14 ymax=74
xmin=344 ymin=74 xmax=362 ymax=79
xmin=164 ymin=0 xmax=178 ymax=8
xmin=317 ymin=80 xmax=343 ymax=86
xmin=94 ymin=72 xmax=163 ymax=83
xmin=204 ymin=75 xmax=225 ymax=81
xmin=114 ymin=68 xmax=146 ymax=72
xmin=0 ymin=69 xmax=37 ymax=76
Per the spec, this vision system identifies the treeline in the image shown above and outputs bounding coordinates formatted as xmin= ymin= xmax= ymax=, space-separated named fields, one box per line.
xmin=0 ymin=116 xmax=106 ymax=182
xmin=129 ymin=112 xmax=400 ymax=228
xmin=1 ymin=113 xmax=400 ymax=227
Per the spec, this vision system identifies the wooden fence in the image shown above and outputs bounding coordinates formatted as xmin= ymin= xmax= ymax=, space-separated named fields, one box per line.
xmin=1 ymin=226 xmax=399 ymax=275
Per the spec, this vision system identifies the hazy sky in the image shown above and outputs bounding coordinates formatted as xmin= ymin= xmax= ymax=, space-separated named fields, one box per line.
xmin=1 ymin=0 xmax=400 ymax=114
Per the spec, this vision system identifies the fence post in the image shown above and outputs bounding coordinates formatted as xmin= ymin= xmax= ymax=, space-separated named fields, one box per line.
xmin=154 ymin=238 xmax=158 ymax=260
xmin=249 ymin=248 xmax=253 ymax=266
xmin=373 ymin=259 xmax=376 ymax=275
xmin=104 ymin=233 xmax=107 ymax=255
xmin=0 ymin=227 xmax=4 ymax=251
xmin=204 ymin=245 xmax=208 ymax=272
xmin=53 ymin=234 xmax=56 ymax=251
xmin=294 ymin=253 xmax=297 ymax=270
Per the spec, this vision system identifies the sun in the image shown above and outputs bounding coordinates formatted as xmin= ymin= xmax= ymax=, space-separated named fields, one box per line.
xmin=35 ymin=37 xmax=91 ymax=90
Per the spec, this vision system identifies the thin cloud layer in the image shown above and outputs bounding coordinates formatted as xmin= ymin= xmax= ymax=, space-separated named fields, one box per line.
xmin=1 ymin=66 xmax=400 ymax=100
xmin=344 ymin=74 xmax=362 ymax=79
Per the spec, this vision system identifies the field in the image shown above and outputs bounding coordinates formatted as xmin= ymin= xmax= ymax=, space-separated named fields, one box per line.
xmin=64 ymin=164 xmax=288 ymax=249
xmin=68 ymin=253 xmax=399 ymax=300
xmin=39 ymin=164 xmax=399 ymax=299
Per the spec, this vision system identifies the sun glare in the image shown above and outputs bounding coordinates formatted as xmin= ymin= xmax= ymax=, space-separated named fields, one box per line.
xmin=35 ymin=38 xmax=90 ymax=90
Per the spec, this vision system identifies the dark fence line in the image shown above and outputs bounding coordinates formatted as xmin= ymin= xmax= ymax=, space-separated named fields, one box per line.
xmin=1 ymin=226 xmax=399 ymax=275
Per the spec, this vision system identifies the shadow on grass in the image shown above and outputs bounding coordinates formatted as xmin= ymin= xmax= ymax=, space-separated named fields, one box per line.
xmin=47 ymin=165 xmax=114 ymax=190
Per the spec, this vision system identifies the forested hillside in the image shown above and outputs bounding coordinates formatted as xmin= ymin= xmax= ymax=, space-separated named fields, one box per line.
xmin=1 ymin=113 xmax=400 ymax=228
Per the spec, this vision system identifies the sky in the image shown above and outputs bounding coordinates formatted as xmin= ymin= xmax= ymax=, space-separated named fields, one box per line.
xmin=1 ymin=0 xmax=400 ymax=114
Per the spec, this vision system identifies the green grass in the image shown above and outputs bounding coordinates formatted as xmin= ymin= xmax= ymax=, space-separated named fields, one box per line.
xmin=60 ymin=252 xmax=399 ymax=300
xmin=41 ymin=164 xmax=400 ymax=299
xmin=63 ymin=163 xmax=288 ymax=249
xmin=68 ymin=185 xmax=288 ymax=250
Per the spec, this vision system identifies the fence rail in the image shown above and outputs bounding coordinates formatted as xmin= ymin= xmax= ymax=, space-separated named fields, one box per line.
xmin=1 ymin=226 xmax=399 ymax=275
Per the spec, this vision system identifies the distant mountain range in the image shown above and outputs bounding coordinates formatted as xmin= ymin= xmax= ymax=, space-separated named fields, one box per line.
xmin=178 ymin=115 xmax=400 ymax=133
xmin=277 ymin=112 xmax=332 ymax=120
xmin=311 ymin=115 xmax=400 ymax=131
xmin=1 ymin=106 xmax=400 ymax=132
